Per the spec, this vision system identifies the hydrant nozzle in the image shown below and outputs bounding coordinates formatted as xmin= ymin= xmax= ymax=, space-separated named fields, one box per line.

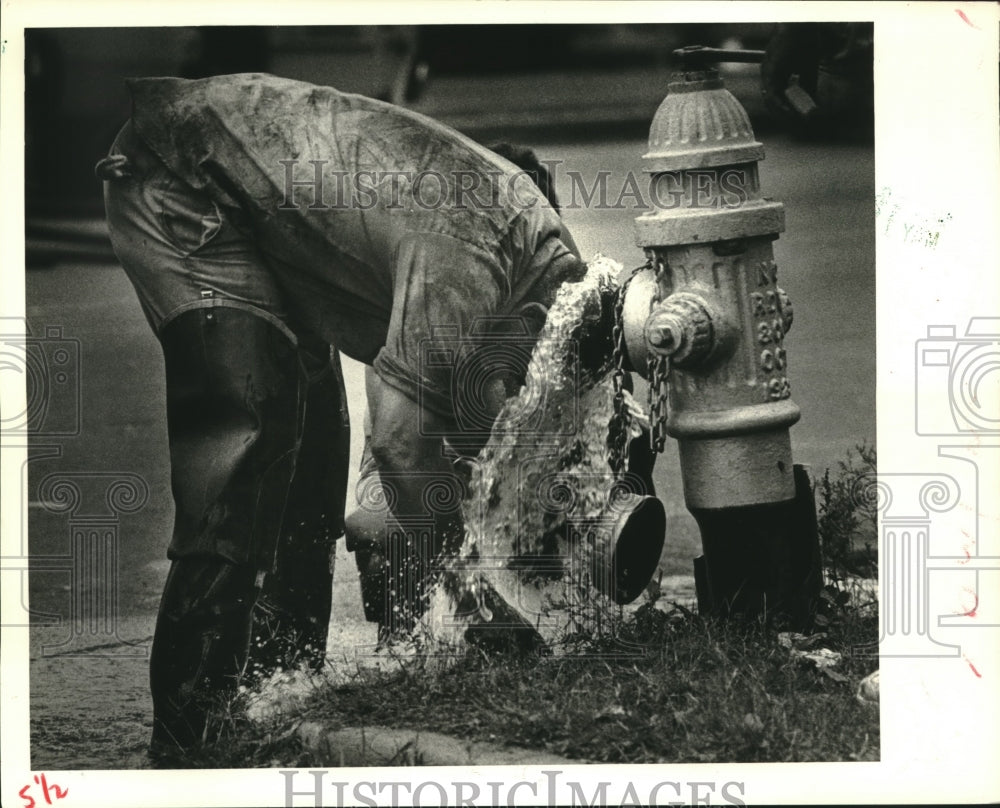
xmin=644 ymin=292 xmax=715 ymax=368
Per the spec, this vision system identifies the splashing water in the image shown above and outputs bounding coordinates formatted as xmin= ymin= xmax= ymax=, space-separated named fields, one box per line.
xmin=419 ymin=255 xmax=655 ymax=652
xmin=245 ymin=256 xmax=659 ymax=725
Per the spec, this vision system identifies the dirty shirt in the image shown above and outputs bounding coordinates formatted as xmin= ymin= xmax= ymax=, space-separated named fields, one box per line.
xmin=127 ymin=73 xmax=582 ymax=418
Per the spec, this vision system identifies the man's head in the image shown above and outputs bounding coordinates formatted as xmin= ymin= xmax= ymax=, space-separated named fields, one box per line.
xmin=488 ymin=143 xmax=560 ymax=213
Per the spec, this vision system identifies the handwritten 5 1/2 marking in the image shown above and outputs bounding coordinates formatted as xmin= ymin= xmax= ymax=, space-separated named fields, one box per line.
xmin=19 ymin=774 xmax=69 ymax=808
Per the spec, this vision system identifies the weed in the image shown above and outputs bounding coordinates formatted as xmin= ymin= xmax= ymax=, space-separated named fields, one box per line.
xmin=817 ymin=441 xmax=878 ymax=581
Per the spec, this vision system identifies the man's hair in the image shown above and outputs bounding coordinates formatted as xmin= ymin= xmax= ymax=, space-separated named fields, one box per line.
xmin=488 ymin=143 xmax=560 ymax=213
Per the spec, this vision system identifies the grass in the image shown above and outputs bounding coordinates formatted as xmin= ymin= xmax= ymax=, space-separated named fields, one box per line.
xmin=317 ymin=608 xmax=875 ymax=764
xmin=189 ymin=601 xmax=877 ymax=767
xmin=186 ymin=445 xmax=880 ymax=768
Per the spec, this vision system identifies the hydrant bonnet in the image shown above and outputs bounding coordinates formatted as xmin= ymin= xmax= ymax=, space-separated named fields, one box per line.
xmin=644 ymin=70 xmax=764 ymax=172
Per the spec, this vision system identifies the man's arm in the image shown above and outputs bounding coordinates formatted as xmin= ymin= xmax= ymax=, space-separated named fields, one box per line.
xmin=367 ymin=375 xmax=465 ymax=556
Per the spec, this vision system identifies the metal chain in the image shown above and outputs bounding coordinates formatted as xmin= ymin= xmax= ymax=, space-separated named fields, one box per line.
xmin=607 ymin=261 xmax=649 ymax=476
xmin=647 ymin=256 xmax=670 ymax=453
xmin=647 ymin=353 xmax=670 ymax=452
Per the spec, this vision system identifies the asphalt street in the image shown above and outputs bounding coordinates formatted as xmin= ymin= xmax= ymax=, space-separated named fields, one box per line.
xmin=21 ymin=125 xmax=874 ymax=768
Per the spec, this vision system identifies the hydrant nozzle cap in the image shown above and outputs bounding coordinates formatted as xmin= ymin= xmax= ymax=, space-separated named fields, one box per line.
xmin=644 ymin=71 xmax=764 ymax=172
xmin=645 ymin=293 xmax=714 ymax=367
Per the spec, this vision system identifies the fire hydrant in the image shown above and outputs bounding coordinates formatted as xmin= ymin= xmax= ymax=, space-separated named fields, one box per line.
xmin=621 ymin=50 xmax=821 ymax=626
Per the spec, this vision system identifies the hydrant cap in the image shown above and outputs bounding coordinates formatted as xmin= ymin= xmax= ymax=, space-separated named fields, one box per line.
xmin=644 ymin=69 xmax=765 ymax=172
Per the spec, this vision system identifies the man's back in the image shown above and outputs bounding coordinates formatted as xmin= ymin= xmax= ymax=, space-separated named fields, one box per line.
xmin=127 ymin=73 xmax=581 ymax=380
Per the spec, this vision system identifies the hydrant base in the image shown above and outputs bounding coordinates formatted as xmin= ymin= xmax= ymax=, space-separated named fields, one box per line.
xmin=678 ymin=429 xmax=795 ymax=510
xmin=691 ymin=464 xmax=822 ymax=630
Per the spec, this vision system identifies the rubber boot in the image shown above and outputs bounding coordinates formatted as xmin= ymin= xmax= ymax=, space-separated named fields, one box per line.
xmin=249 ymin=345 xmax=350 ymax=677
xmin=148 ymin=557 xmax=258 ymax=763
xmin=148 ymin=303 xmax=304 ymax=761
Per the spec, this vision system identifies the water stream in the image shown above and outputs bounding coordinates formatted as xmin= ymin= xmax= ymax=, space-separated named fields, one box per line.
xmin=420 ymin=255 xmax=656 ymax=652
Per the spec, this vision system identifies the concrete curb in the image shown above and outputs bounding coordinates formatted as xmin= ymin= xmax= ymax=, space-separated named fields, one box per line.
xmin=298 ymin=722 xmax=581 ymax=767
